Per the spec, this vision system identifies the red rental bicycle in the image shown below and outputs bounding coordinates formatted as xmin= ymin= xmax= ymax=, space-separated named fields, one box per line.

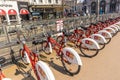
xmin=56 ymin=27 xmax=101 ymax=57
xmin=0 ymin=57 xmax=12 ymax=80
xmin=42 ymin=32 xmax=82 ymax=75
xmin=19 ymin=41 xmax=55 ymax=80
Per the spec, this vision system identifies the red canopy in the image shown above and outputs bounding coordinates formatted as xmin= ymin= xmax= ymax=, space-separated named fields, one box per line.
xmin=8 ymin=9 xmax=17 ymax=15
xmin=20 ymin=9 xmax=29 ymax=15
xmin=0 ymin=9 xmax=6 ymax=15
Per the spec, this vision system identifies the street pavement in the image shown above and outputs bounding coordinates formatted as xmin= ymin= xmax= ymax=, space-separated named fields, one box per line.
xmin=2 ymin=32 xmax=120 ymax=80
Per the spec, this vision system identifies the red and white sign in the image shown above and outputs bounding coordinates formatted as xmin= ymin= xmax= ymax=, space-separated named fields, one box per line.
xmin=56 ymin=19 xmax=63 ymax=31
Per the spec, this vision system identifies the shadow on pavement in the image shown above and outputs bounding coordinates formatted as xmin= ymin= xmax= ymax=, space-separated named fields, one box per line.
xmin=40 ymin=58 xmax=70 ymax=76
xmin=22 ymin=76 xmax=36 ymax=80
xmin=15 ymin=61 xmax=36 ymax=80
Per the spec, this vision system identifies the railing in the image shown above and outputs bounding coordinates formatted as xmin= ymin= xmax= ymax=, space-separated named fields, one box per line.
xmin=0 ymin=13 xmax=120 ymax=66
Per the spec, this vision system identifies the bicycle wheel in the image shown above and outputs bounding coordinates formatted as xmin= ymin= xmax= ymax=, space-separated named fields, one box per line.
xmin=61 ymin=50 xmax=81 ymax=75
xmin=79 ymin=43 xmax=99 ymax=57
xmin=105 ymin=38 xmax=111 ymax=44
xmin=42 ymin=41 xmax=51 ymax=55
xmin=99 ymin=43 xmax=106 ymax=50
xmin=56 ymin=36 xmax=66 ymax=47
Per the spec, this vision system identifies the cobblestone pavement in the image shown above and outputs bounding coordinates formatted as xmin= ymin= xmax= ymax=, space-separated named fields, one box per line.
xmin=2 ymin=32 xmax=120 ymax=80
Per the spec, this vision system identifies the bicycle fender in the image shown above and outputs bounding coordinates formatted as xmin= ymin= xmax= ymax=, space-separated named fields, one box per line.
xmin=49 ymin=42 xmax=52 ymax=53
xmin=109 ymin=25 xmax=119 ymax=32
xmin=114 ymin=24 xmax=120 ymax=30
xmin=23 ymin=51 xmax=30 ymax=64
xmin=62 ymin=47 xmax=82 ymax=65
xmin=36 ymin=61 xmax=55 ymax=80
xmin=81 ymin=38 xmax=100 ymax=49
xmin=90 ymin=34 xmax=107 ymax=44
xmin=98 ymin=30 xmax=112 ymax=38
xmin=104 ymin=27 xmax=116 ymax=34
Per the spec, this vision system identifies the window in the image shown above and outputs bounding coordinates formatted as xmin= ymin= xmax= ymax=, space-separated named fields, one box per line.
xmin=39 ymin=0 xmax=43 ymax=3
xmin=91 ymin=2 xmax=97 ymax=14
xmin=9 ymin=15 xmax=16 ymax=21
xmin=100 ymin=0 xmax=106 ymax=14
xmin=56 ymin=0 xmax=58 ymax=3
xmin=48 ymin=0 xmax=51 ymax=3
xmin=33 ymin=0 xmax=36 ymax=2
xmin=110 ymin=0 xmax=116 ymax=12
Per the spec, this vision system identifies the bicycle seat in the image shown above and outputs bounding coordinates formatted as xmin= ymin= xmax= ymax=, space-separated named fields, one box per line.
xmin=8 ymin=29 xmax=17 ymax=34
xmin=63 ymin=30 xmax=72 ymax=37
xmin=0 ymin=57 xmax=6 ymax=64
xmin=81 ymin=26 xmax=87 ymax=30
xmin=32 ymin=39 xmax=45 ymax=45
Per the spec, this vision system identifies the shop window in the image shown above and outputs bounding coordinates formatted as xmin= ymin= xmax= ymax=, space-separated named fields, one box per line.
xmin=100 ymin=0 xmax=106 ymax=14
xmin=0 ymin=16 xmax=6 ymax=23
xmin=91 ymin=2 xmax=97 ymax=14
xmin=39 ymin=0 xmax=43 ymax=3
xmin=48 ymin=0 xmax=51 ymax=3
xmin=34 ymin=0 xmax=36 ymax=2
xmin=56 ymin=0 xmax=58 ymax=3
xmin=110 ymin=0 xmax=116 ymax=13
xmin=9 ymin=15 xmax=16 ymax=21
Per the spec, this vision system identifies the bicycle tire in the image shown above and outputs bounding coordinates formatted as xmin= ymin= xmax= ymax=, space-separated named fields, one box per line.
xmin=61 ymin=52 xmax=81 ymax=75
xmin=79 ymin=43 xmax=99 ymax=57
xmin=56 ymin=36 xmax=66 ymax=47
xmin=105 ymin=38 xmax=111 ymax=44
xmin=99 ymin=43 xmax=106 ymax=50
xmin=42 ymin=41 xmax=51 ymax=55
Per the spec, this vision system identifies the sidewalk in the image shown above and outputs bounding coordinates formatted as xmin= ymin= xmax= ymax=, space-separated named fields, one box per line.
xmin=2 ymin=32 xmax=120 ymax=80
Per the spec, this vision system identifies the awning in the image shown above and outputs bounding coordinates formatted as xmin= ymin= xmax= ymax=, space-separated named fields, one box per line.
xmin=8 ymin=9 xmax=17 ymax=15
xmin=0 ymin=9 xmax=6 ymax=15
xmin=20 ymin=9 xmax=29 ymax=15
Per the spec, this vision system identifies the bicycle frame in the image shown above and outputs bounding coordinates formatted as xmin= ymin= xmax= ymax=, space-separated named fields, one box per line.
xmin=60 ymin=28 xmax=100 ymax=50
xmin=21 ymin=42 xmax=55 ymax=80
xmin=47 ymin=36 xmax=62 ymax=55
xmin=44 ymin=34 xmax=82 ymax=65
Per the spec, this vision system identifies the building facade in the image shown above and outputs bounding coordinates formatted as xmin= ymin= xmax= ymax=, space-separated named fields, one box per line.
xmin=0 ymin=0 xmax=64 ymax=24
xmin=0 ymin=1 xmax=29 ymax=25
xmin=29 ymin=0 xmax=63 ymax=19
xmin=81 ymin=0 xmax=120 ymax=15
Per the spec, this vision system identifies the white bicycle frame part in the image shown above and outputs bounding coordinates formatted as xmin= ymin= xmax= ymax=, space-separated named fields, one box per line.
xmin=2 ymin=78 xmax=12 ymax=80
xmin=62 ymin=47 xmax=82 ymax=65
xmin=48 ymin=42 xmax=52 ymax=53
xmin=90 ymin=33 xmax=107 ymax=44
xmin=98 ymin=30 xmax=112 ymax=38
xmin=81 ymin=38 xmax=100 ymax=49
xmin=22 ymin=51 xmax=30 ymax=64
xmin=36 ymin=61 xmax=55 ymax=80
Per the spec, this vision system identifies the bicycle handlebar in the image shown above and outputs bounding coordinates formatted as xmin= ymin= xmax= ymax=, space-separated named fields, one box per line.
xmin=0 ymin=57 xmax=6 ymax=65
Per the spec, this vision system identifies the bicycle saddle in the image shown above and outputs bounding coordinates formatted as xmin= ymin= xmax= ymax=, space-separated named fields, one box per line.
xmin=32 ymin=40 xmax=43 ymax=45
xmin=62 ymin=29 xmax=72 ymax=37
xmin=8 ymin=29 xmax=17 ymax=34
xmin=80 ymin=26 xmax=87 ymax=30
